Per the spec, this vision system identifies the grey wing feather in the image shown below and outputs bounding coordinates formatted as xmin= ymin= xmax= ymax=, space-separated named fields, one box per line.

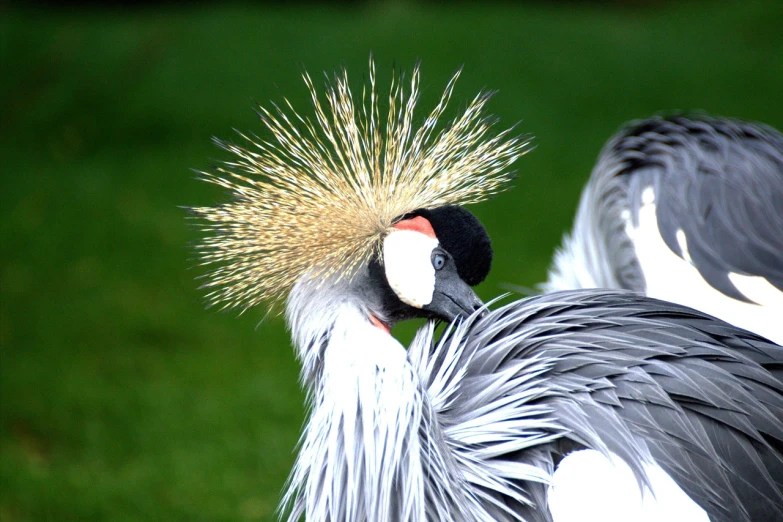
xmin=602 ymin=115 xmax=783 ymax=300
xmin=434 ymin=290 xmax=783 ymax=522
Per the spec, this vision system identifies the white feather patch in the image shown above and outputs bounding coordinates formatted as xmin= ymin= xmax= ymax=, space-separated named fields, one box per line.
xmin=626 ymin=186 xmax=783 ymax=344
xmin=728 ymin=272 xmax=783 ymax=309
xmin=383 ymin=230 xmax=439 ymax=308
xmin=548 ymin=449 xmax=709 ymax=522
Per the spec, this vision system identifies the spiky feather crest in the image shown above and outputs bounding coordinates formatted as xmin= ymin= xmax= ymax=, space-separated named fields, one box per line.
xmin=192 ymin=58 xmax=532 ymax=312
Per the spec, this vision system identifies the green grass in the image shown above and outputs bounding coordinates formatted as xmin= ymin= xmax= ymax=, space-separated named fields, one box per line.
xmin=2 ymin=1 xmax=782 ymax=520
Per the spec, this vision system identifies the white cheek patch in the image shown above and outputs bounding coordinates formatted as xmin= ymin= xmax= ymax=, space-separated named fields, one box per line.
xmin=383 ymin=230 xmax=439 ymax=308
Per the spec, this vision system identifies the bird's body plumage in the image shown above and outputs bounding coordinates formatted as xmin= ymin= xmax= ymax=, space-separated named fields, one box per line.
xmin=283 ymin=287 xmax=783 ymax=522
xmin=435 ymin=291 xmax=783 ymax=522
xmin=545 ymin=116 xmax=783 ymax=343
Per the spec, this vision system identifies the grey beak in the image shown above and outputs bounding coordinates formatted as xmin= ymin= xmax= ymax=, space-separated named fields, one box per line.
xmin=423 ymin=268 xmax=485 ymax=322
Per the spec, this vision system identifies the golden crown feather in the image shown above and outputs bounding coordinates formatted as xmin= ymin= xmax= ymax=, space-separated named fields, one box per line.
xmin=191 ymin=57 xmax=533 ymax=312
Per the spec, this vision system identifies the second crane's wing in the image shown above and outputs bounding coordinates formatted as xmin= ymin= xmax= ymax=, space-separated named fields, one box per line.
xmin=605 ymin=116 xmax=783 ymax=301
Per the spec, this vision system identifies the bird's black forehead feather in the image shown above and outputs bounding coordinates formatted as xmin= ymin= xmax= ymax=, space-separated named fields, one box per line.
xmin=403 ymin=206 xmax=493 ymax=286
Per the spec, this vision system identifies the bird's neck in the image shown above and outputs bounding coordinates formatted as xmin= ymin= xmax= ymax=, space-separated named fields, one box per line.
xmin=283 ymin=287 xmax=432 ymax=522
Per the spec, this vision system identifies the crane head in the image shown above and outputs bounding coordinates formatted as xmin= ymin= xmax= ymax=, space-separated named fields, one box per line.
xmin=191 ymin=58 xmax=529 ymax=317
xmin=367 ymin=206 xmax=490 ymax=325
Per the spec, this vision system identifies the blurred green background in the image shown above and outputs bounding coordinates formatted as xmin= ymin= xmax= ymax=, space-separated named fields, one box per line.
xmin=2 ymin=1 xmax=782 ymax=520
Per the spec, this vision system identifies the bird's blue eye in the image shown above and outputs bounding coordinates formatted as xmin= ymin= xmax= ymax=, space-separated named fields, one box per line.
xmin=432 ymin=252 xmax=446 ymax=270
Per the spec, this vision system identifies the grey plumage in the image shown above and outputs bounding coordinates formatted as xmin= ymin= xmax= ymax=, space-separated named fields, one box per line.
xmin=282 ymin=278 xmax=783 ymax=522
xmin=545 ymin=115 xmax=783 ymax=294
xmin=544 ymin=115 xmax=783 ymax=342
xmin=612 ymin=116 xmax=783 ymax=297
xmin=419 ymin=290 xmax=783 ymax=522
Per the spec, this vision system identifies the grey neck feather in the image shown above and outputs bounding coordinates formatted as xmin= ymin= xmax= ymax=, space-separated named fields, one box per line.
xmin=281 ymin=273 xmax=467 ymax=522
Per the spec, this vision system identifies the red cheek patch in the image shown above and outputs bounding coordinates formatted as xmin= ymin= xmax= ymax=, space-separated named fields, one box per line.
xmin=393 ymin=216 xmax=436 ymax=238
xmin=369 ymin=314 xmax=391 ymax=334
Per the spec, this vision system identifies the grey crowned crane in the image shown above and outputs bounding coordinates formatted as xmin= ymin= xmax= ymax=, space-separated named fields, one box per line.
xmin=543 ymin=116 xmax=783 ymax=344
xmin=191 ymin=60 xmax=783 ymax=522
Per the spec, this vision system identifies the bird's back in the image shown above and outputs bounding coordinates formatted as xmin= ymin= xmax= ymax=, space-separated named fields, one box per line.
xmin=614 ymin=116 xmax=783 ymax=296
xmin=544 ymin=116 xmax=783 ymax=343
xmin=425 ymin=290 xmax=783 ymax=522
